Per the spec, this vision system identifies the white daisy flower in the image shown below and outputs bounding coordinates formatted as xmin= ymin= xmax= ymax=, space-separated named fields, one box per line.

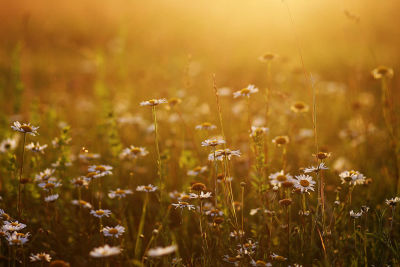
xmin=385 ymin=197 xmax=400 ymax=207
xmin=136 ymin=184 xmax=158 ymax=193
xmin=119 ymin=146 xmax=148 ymax=160
xmin=88 ymin=165 xmax=113 ymax=178
xmin=339 ymin=170 xmax=366 ymax=186
xmin=147 ymin=245 xmax=177 ymax=257
xmin=38 ymin=178 xmax=62 ymax=192
xmin=71 ymin=177 xmax=89 ymax=188
xmin=195 ymin=122 xmax=217 ymax=131
xmin=102 ymin=225 xmax=125 ymax=238
xmin=90 ymin=209 xmax=112 ymax=218
xmin=233 ymin=84 xmax=259 ymax=98
xmin=208 ymin=149 xmax=241 ymax=161
xmin=189 ymin=191 xmax=212 ymax=199
xmin=90 ymin=245 xmax=121 ymax=257
xmin=350 ymin=210 xmax=363 ymax=218
xmin=44 ymin=194 xmax=59 ymax=203
xmin=303 ymin=162 xmax=329 ymax=173
xmin=250 ymin=259 xmax=272 ymax=266
xmin=2 ymin=221 xmax=26 ymax=232
xmin=35 ymin=168 xmax=55 ymax=182
xmin=25 ymin=142 xmax=48 ymax=153
xmin=171 ymin=202 xmax=196 ymax=211
xmin=187 ymin=166 xmax=208 ymax=176
xmin=11 ymin=121 xmax=39 ymax=136
xmin=0 ymin=138 xmax=18 ymax=153
xmin=71 ymin=200 xmax=93 ymax=209
xmin=140 ymin=98 xmax=168 ymax=107
xmin=294 ymin=174 xmax=316 ymax=193
xmin=201 ymin=138 xmax=226 ymax=147
xmin=223 ymin=255 xmax=240 ymax=265
xmin=270 ymin=253 xmax=287 ymax=261
xmin=6 ymin=231 xmax=30 ymax=246
xmin=30 ymin=252 xmax=52 ymax=262
xmin=269 ymin=170 xmax=293 ymax=187
xmin=108 ymin=188 xmax=133 ymax=199
xmin=78 ymin=152 xmax=100 ymax=162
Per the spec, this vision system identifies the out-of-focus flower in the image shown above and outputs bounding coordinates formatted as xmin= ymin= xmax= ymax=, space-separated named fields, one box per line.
xmin=233 ymin=85 xmax=259 ymax=98
xmin=11 ymin=121 xmax=39 ymax=136
xmin=140 ymin=99 xmax=168 ymax=107
xmin=90 ymin=245 xmax=121 ymax=257
xmin=25 ymin=142 xmax=48 ymax=153
xmin=147 ymin=245 xmax=177 ymax=257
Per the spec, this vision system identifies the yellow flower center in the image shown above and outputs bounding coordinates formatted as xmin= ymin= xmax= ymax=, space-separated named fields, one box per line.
xmin=115 ymin=189 xmax=125 ymax=195
xmin=300 ymin=179 xmax=310 ymax=187
xmin=96 ymin=210 xmax=105 ymax=215
xmin=108 ymin=228 xmax=119 ymax=235
xmin=276 ymin=175 xmax=287 ymax=182
xmin=21 ymin=125 xmax=33 ymax=132
xmin=95 ymin=166 xmax=106 ymax=172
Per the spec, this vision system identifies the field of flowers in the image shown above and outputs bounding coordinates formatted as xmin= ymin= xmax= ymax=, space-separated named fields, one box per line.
xmin=0 ymin=0 xmax=400 ymax=266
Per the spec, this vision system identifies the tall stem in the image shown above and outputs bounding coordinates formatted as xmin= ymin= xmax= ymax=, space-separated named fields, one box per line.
xmin=17 ymin=133 xmax=26 ymax=217
xmin=152 ymin=106 xmax=163 ymax=200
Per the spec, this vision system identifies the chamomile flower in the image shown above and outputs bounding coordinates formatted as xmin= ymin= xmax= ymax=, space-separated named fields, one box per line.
xmin=339 ymin=170 xmax=366 ymax=186
xmin=38 ymin=178 xmax=62 ymax=192
xmin=140 ymin=98 xmax=168 ymax=107
xmin=385 ymin=197 xmax=400 ymax=207
xmin=102 ymin=225 xmax=125 ymax=238
xmin=88 ymin=165 xmax=113 ymax=177
xmin=290 ymin=101 xmax=309 ymax=113
xmin=44 ymin=194 xmax=59 ymax=203
xmin=78 ymin=152 xmax=100 ymax=162
xmin=350 ymin=210 xmax=363 ymax=218
xmin=250 ymin=126 xmax=269 ymax=138
xmin=147 ymin=245 xmax=177 ymax=257
xmin=270 ymin=253 xmax=287 ymax=262
xmin=71 ymin=200 xmax=93 ymax=209
xmin=189 ymin=191 xmax=212 ymax=199
xmin=35 ymin=168 xmax=55 ymax=182
xmin=0 ymin=138 xmax=18 ymax=153
xmin=201 ymin=138 xmax=226 ymax=147
xmin=233 ymin=84 xmax=259 ymax=98
xmin=371 ymin=66 xmax=394 ymax=79
xmin=108 ymin=188 xmax=133 ymax=199
xmin=71 ymin=177 xmax=89 ymax=188
xmin=172 ymin=202 xmax=196 ymax=211
xmin=25 ymin=142 xmax=48 ymax=153
xmin=208 ymin=149 xmax=241 ymax=161
xmin=90 ymin=245 xmax=121 ymax=257
xmin=11 ymin=121 xmax=39 ymax=136
xmin=272 ymin=136 xmax=290 ymax=147
xmin=90 ymin=209 xmax=112 ymax=218
xmin=30 ymin=252 xmax=52 ymax=262
xmin=251 ymin=259 xmax=272 ymax=266
xmin=223 ymin=255 xmax=240 ymax=265
xmin=6 ymin=232 xmax=30 ymax=246
xmin=269 ymin=170 xmax=293 ymax=187
xmin=303 ymin=162 xmax=329 ymax=173
xmin=119 ymin=146 xmax=148 ymax=160
xmin=259 ymin=53 xmax=278 ymax=62
xmin=294 ymin=174 xmax=316 ymax=193
xmin=187 ymin=166 xmax=208 ymax=176
xmin=3 ymin=221 xmax=26 ymax=232
xmin=136 ymin=184 xmax=158 ymax=192
xmin=195 ymin=122 xmax=217 ymax=131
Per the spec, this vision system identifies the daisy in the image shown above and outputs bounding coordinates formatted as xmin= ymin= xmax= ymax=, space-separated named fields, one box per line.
xmin=259 ymin=53 xmax=278 ymax=62
xmin=78 ymin=152 xmax=100 ymax=161
xmin=2 ymin=221 xmax=26 ymax=232
xmin=71 ymin=200 xmax=93 ymax=209
xmin=189 ymin=191 xmax=212 ymax=199
xmin=102 ymin=225 xmax=125 ymax=238
xmin=350 ymin=210 xmax=363 ymax=218
xmin=171 ymin=202 xmax=196 ymax=211
xmin=269 ymin=170 xmax=293 ymax=187
xmin=88 ymin=165 xmax=113 ymax=178
xmin=187 ymin=166 xmax=208 ymax=176
xmin=136 ymin=184 xmax=158 ymax=192
xmin=71 ymin=177 xmax=89 ymax=188
xmin=140 ymin=98 xmax=168 ymax=107
xmin=208 ymin=149 xmax=241 ymax=161
xmin=271 ymin=253 xmax=287 ymax=262
xmin=201 ymin=138 xmax=226 ymax=147
xmin=250 ymin=126 xmax=269 ymax=138
xmin=90 ymin=245 xmax=121 ymax=257
xmin=251 ymin=259 xmax=272 ymax=267
xmin=385 ymin=197 xmax=400 ymax=207
xmin=147 ymin=245 xmax=177 ymax=257
xmin=11 ymin=121 xmax=39 ymax=136
xmin=38 ymin=178 xmax=62 ymax=192
xmin=371 ymin=66 xmax=394 ymax=79
xmin=223 ymin=255 xmax=240 ymax=265
xmin=90 ymin=209 xmax=112 ymax=218
xmin=35 ymin=169 xmax=55 ymax=182
xmin=290 ymin=101 xmax=309 ymax=113
xmin=108 ymin=188 xmax=133 ymax=199
xmin=339 ymin=170 xmax=366 ymax=186
xmin=6 ymin=232 xmax=30 ymax=246
xmin=294 ymin=174 xmax=316 ymax=193
xmin=303 ymin=162 xmax=329 ymax=173
xmin=233 ymin=84 xmax=259 ymax=98
xmin=30 ymin=252 xmax=52 ymax=262
xmin=25 ymin=142 xmax=48 ymax=153
xmin=119 ymin=146 xmax=148 ymax=160
xmin=272 ymin=136 xmax=290 ymax=147
xmin=0 ymin=138 xmax=18 ymax=153
xmin=195 ymin=122 xmax=217 ymax=131
xmin=44 ymin=194 xmax=59 ymax=203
